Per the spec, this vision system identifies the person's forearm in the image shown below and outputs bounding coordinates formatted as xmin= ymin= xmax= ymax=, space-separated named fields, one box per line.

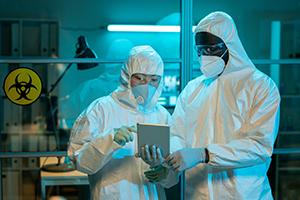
xmin=75 ymin=132 xmax=121 ymax=174
xmin=207 ymin=136 xmax=272 ymax=169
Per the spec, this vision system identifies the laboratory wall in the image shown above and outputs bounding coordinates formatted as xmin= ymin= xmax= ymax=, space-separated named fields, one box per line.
xmin=0 ymin=0 xmax=300 ymax=199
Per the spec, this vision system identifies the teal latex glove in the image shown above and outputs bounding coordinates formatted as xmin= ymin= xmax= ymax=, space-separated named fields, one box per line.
xmin=113 ymin=125 xmax=137 ymax=146
xmin=139 ymin=144 xmax=165 ymax=167
xmin=144 ymin=165 xmax=169 ymax=182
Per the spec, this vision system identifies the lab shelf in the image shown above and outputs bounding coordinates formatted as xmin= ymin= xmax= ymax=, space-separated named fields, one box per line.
xmin=281 ymin=95 xmax=300 ymax=98
xmin=278 ymin=167 xmax=300 ymax=171
xmin=278 ymin=131 xmax=300 ymax=135
xmin=3 ymin=168 xmax=40 ymax=171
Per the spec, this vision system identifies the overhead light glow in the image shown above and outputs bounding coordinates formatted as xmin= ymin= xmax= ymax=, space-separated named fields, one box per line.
xmin=107 ymin=25 xmax=197 ymax=32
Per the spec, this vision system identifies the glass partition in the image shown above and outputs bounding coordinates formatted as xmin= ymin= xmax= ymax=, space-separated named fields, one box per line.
xmin=0 ymin=0 xmax=182 ymax=199
xmin=0 ymin=0 xmax=181 ymax=152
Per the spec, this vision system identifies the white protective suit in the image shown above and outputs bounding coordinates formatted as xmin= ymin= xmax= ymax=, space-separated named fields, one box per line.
xmin=68 ymin=45 xmax=170 ymax=200
xmin=168 ymin=12 xmax=280 ymax=199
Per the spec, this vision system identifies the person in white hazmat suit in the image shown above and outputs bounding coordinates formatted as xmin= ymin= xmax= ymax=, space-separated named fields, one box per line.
xmin=140 ymin=11 xmax=280 ymax=200
xmin=68 ymin=45 xmax=170 ymax=200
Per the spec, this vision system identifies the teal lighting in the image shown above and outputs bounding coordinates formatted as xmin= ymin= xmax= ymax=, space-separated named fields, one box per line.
xmin=107 ymin=25 xmax=196 ymax=32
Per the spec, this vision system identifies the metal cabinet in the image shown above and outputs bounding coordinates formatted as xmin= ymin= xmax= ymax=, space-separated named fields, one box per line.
xmin=0 ymin=19 xmax=59 ymax=200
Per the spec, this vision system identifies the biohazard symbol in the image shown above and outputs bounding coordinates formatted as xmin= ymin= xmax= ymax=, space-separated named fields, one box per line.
xmin=3 ymin=68 xmax=42 ymax=105
xmin=9 ymin=73 xmax=38 ymax=100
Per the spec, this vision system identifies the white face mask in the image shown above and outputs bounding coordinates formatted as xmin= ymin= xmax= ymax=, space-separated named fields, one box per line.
xmin=131 ymin=84 xmax=157 ymax=107
xmin=198 ymin=50 xmax=228 ymax=78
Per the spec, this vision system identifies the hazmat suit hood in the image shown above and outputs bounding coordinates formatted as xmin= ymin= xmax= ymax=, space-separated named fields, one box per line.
xmin=111 ymin=45 xmax=164 ymax=113
xmin=194 ymin=11 xmax=255 ymax=75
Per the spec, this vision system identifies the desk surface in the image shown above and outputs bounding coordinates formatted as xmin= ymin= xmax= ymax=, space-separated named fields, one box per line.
xmin=40 ymin=157 xmax=89 ymax=200
xmin=40 ymin=157 xmax=88 ymax=181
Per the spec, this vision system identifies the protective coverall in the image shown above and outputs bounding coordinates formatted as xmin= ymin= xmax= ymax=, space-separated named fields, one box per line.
xmin=167 ymin=11 xmax=280 ymax=199
xmin=68 ymin=45 xmax=170 ymax=200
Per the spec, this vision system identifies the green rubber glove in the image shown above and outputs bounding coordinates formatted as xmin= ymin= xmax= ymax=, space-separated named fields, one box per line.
xmin=113 ymin=125 xmax=137 ymax=146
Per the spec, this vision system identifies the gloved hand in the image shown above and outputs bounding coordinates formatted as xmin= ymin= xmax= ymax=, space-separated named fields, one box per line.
xmin=144 ymin=165 xmax=169 ymax=182
xmin=166 ymin=148 xmax=207 ymax=172
xmin=113 ymin=125 xmax=137 ymax=146
xmin=138 ymin=144 xmax=165 ymax=168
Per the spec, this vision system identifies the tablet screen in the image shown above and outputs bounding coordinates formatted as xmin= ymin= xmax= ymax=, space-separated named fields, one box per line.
xmin=137 ymin=123 xmax=170 ymax=157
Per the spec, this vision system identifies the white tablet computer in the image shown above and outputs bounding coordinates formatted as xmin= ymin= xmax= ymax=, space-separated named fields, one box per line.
xmin=137 ymin=123 xmax=170 ymax=157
